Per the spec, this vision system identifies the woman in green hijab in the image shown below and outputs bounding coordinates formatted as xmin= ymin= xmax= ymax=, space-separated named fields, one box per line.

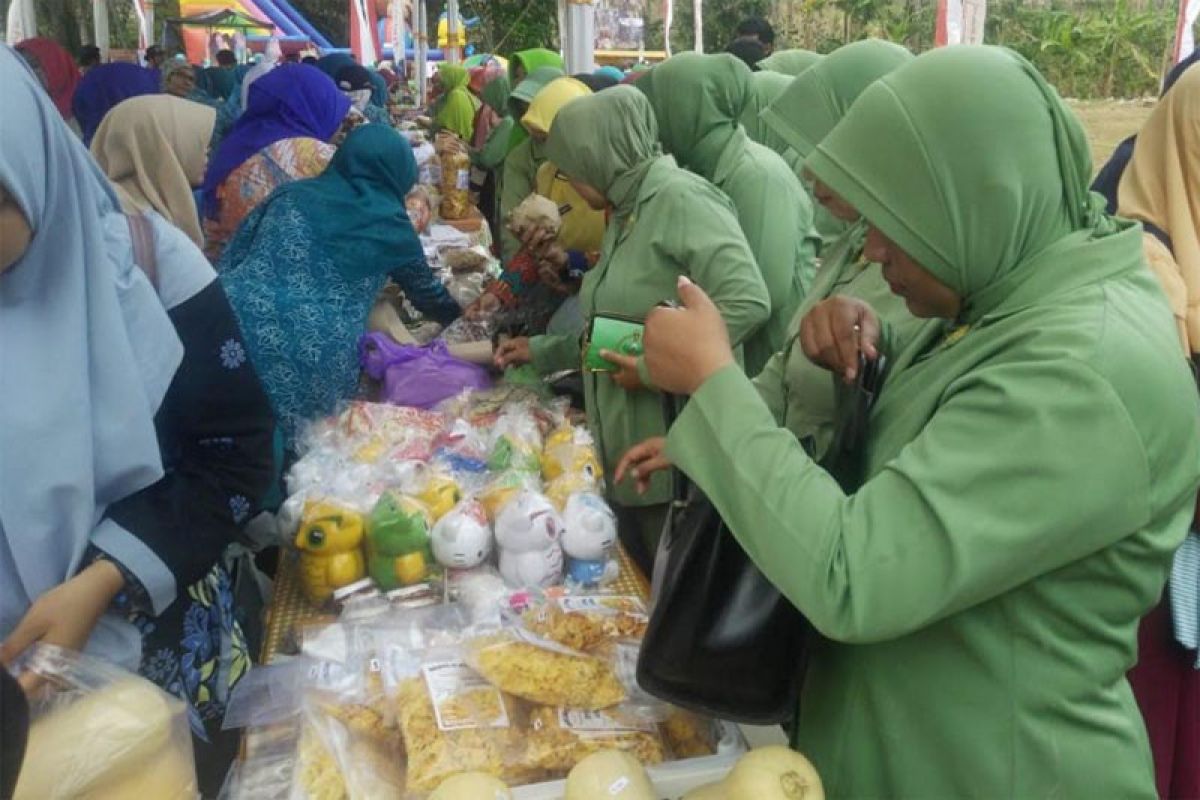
xmin=639 ymin=52 xmax=819 ymax=375
xmin=741 ymin=70 xmax=801 ymax=171
xmin=756 ymin=48 xmax=823 ymax=76
xmin=622 ymin=46 xmax=1200 ymax=798
xmin=764 ymin=38 xmax=913 ymax=248
xmin=471 ymin=73 xmax=514 ymax=232
xmin=494 ymin=86 xmax=770 ymax=569
xmin=497 ymin=65 xmax=565 ymax=261
xmin=509 ymin=47 xmax=563 ymax=84
xmin=433 ymin=63 xmax=476 ymax=141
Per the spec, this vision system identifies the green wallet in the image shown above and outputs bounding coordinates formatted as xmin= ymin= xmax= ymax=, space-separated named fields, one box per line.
xmin=584 ymin=314 xmax=645 ymax=372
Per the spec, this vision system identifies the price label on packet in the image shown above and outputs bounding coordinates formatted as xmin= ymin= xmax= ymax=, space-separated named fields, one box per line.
xmin=558 ymin=708 xmax=656 ymax=734
xmin=421 ymin=660 xmax=510 ymax=731
xmin=557 ymin=595 xmax=646 ymax=617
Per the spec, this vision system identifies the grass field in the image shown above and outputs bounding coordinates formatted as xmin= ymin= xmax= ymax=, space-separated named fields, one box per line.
xmin=1067 ymin=99 xmax=1155 ymax=171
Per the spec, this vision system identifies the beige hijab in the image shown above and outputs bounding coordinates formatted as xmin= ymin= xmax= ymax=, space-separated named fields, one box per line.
xmin=90 ymin=94 xmax=215 ymax=247
xmin=1118 ymin=65 xmax=1200 ymax=354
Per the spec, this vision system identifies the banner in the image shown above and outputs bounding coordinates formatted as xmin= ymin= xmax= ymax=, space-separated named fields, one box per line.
xmin=1174 ymin=0 xmax=1200 ymax=62
xmin=936 ymin=0 xmax=986 ymax=46
xmin=594 ymin=0 xmax=645 ymax=51
xmin=5 ymin=0 xmax=36 ymax=43
xmin=350 ymin=0 xmax=380 ymax=64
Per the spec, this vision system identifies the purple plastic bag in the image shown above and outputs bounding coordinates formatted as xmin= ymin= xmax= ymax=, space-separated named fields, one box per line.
xmin=359 ymin=333 xmax=492 ymax=409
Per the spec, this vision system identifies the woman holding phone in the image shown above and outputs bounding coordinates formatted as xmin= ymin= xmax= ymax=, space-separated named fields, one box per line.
xmin=494 ymin=86 xmax=769 ymax=570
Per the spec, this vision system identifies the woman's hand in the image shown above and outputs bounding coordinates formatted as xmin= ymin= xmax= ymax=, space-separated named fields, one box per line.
xmin=0 ymin=560 xmax=125 ymax=687
xmin=615 ymin=437 xmax=671 ymax=495
xmin=798 ymin=296 xmax=881 ymax=382
xmin=465 ymin=292 xmax=501 ymax=321
xmin=641 ymin=276 xmax=735 ymax=396
xmin=494 ymin=336 xmax=532 ymax=369
xmin=599 ymin=351 xmax=644 ymax=391
xmin=518 ymin=226 xmax=558 ymax=256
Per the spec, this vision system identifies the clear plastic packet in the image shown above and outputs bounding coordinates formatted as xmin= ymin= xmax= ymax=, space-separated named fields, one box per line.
xmin=431 ymin=417 xmax=492 ymax=477
xmin=11 ymin=644 xmax=198 ymax=800
xmin=659 ymin=708 xmax=721 ymax=760
xmin=289 ymin=710 xmax=350 ymax=800
xmin=462 ymin=629 xmax=627 ymax=710
xmin=525 ymin=705 xmax=666 ymax=773
xmin=220 ymin=721 xmax=303 ymax=800
xmin=394 ymin=655 xmax=545 ymax=793
xmin=301 ymin=700 xmax=406 ymax=800
xmin=541 ymin=425 xmax=603 ymax=486
xmin=478 ymin=470 xmax=543 ymax=522
xmin=222 ymin=657 xmax=352 ymax=731
xmin=513 ymin=594 xmax=648 ymax=653
xmin=486 ymin=405 xmax=545 ymax=475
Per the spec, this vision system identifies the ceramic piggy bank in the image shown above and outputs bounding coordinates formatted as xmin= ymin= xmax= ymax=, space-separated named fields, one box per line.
xmin=495 ymin=491 xmax=565 ymax=588
xmin=561 ymin=492 xmax=619 ymax=588
xmin=366 ymin=493 xmax=434 ymax=590
xmin=431 ymin=500 xmax=493 ymax=574
xmin=295 ymin=501 xmax=366 ymax=603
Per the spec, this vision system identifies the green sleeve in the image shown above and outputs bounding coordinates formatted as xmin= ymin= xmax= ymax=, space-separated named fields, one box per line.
xmin=664 ymin=186 xmax=771 ymax=348
xmin=665 ymin=361 xmax=1154 ymax=644
xmin=529 ymin=333 xmax=580 ymax=375
xmin=499 ymin=140 xmax=536 ymax=263
xmin=750 ymin=348 xmax=789 ymax=425
xmin=473 ymin=118 xmax=514 ymax=171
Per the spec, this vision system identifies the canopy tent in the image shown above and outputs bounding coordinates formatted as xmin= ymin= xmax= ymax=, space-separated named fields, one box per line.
xmin=168 ymin=8 xmax=274 ymax=31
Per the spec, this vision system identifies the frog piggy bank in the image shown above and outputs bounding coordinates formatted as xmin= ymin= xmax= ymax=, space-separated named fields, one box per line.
xmin=366 ymin=493 xmax=434 ymax=590
xmin=295 ymin=501 xmax=367 ymax=603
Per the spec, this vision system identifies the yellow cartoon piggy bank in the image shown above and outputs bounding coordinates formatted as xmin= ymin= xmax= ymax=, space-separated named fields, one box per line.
xmin=418 ymin=475 xmax=462 ymax=521
xmin=542 ymin=426 xmax=603 ymax=484
xmin=295 ymin=501 xmax=366 ymax=603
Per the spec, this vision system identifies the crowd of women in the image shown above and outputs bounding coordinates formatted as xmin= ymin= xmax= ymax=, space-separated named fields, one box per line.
xmin=1 ymin=27 xmax=1198 ymax=800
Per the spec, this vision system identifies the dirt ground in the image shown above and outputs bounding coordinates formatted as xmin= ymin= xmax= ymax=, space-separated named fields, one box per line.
xmin=1067 ymin=98 xmax=1156 ymax=172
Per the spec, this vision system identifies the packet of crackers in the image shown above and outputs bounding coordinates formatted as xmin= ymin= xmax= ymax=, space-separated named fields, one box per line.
xmin=525 ymin=705 xmax=666 ymax=774
xmin=392 ymin=651 xmax=546 ymax=793
xmin=511 ymin=593 xmax=648 ymax=653
xmin=462 ymin=629 xmax=626 ymax=710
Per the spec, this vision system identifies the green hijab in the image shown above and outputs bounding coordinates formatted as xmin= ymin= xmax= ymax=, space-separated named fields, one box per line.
xmin=807 ymin=46 xmax=1138 ymax=326
xmin=640 ymin=52 xmax=752 ymax=178
xmin=506 ymin=65 xmax=566 ymax=151
xmin=741 ymin=70 xmax=792 ymax=150
xmin=762 ymin=39 xmax=912 ymax=159
xmin=544 ymin=85 xmax=662 ymax=219
xmin=510 ymin=47 xmax=564 ymax=83
xmin=434 ymin=63 xmax=476 ymax=140
xmin=757 ymin=48 xmax=824 ymax=76
xmin=481 ymin=73 xmax=511 ymax=114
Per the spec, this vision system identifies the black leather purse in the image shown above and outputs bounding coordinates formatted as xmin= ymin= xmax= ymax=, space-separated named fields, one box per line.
xmin=636 ymin=354 xmax=887 ymax=724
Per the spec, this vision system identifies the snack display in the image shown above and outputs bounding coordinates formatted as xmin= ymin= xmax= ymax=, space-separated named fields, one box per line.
xmin=439 ymin=149 xmax=472 ymax=220
xmin=234 ymin=391 xmax=737 ymax=798
xmin=465 ymin=631 xmax=627 ymax=709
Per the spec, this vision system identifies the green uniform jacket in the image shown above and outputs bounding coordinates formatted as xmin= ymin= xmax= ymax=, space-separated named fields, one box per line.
xmin=753 ymin=222 xmax=933 ymax=460
xmin=667 ymin=46 xmax=1200 ymax=798
xmin=641 ymin=53 xmax=819 ymax=376
xmin=498 ymin=137 xmax=543 ymax=262
xmin=532 ymin=157 xmax=770 ymax=507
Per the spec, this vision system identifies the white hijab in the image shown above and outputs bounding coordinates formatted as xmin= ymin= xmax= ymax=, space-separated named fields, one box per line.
xmin=0 ymin=45 xmax=183 ymax=649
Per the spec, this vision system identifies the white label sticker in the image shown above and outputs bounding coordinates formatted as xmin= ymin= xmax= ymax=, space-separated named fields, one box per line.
xmin=421 ymin=660 xmax=510 ymax=731
xmin=558 ymin=707 xmax=656 ymax=734
xmin=455 ymin=169 xmax=470 ymax=190
xmin=557 ymin=595 xmax=646 ymax=616
xmin=608 ymin=776 xmax=630 ymax=795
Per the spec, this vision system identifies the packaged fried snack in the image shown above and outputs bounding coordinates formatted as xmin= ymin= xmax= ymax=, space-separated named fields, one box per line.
xmin=293 ymin=720 xmax=348 ymax=800
xmin=660 ymin=708 xmax=719 ymax=759
xmin=521 ymin=596 xmax=648 ymax=652
xmin=395 ymin=668 xmax=543 ymax=793
xmin=464 ymin=631 xmax=626 ymax=710
xmin=526 ymin=706 xmax=665 ymax=773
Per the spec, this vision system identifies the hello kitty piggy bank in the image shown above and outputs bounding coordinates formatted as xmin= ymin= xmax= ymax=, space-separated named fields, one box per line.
xmin=495 ymin=491 xmax=565 ymax=588
xmin=431 ymin=500 xmax=493 ymax=575
xmin=561 ymin=492 xmax=619 ymax=587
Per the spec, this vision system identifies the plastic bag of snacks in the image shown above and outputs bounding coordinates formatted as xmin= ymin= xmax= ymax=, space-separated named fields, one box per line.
xmin=11 ymin=644 xmax=198 ymax=800
xmin=525 ymin=705 xmax=666 ymax=772
xmin=439 ymin=149 xmax=472 ymax=220
xmin=463 ymin=630 xmax=627 ymax=710
xmin=394 ymin=653 xmax=545 ymax=793
xmin=516 ymin=595 xmax=648 ymax=653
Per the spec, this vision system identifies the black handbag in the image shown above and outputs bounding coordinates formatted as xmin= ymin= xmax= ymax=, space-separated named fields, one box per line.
xmin=636 ymin=354 xmax=887 ymax=724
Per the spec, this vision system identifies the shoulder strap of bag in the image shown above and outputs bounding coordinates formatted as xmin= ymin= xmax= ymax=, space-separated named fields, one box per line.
xmin=125 ymin=212 xmax=158 ymax=288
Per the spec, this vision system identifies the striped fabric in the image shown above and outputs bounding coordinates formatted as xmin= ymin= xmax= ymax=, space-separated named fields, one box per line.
xmin=1170 ymin=530 xmax=1200 ymax=667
